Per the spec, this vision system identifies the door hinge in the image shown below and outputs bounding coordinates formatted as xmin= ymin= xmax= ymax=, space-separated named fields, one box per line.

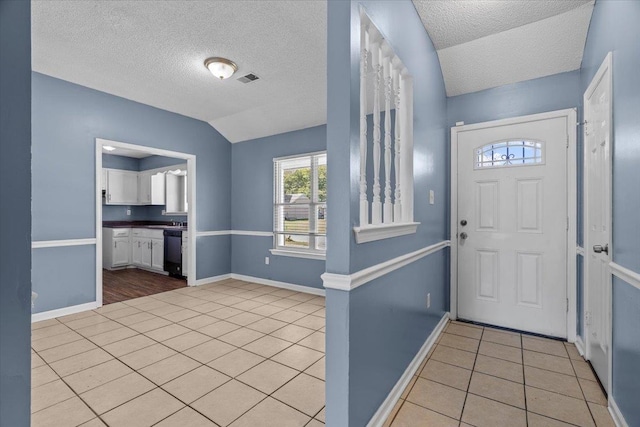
xmin=567 ymin=217 xmax=569 ymax=231
xmin=585 ymin=311 xmax=591 ymax=326
xmin=566 ymin=135 xmax=569 ymax=148
xmin=566 ymin=298 xmax=569 ymax=312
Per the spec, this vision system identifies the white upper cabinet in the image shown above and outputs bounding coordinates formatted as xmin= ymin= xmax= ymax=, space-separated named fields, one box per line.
xmin=103 ymin=164 xmax=184 ymax=208
xmin=105 ymin=169 xmax=138 ymax=205
xmin=150 ymin=173 xmax=166 ymax=205
xmin=165 ymin=173 xmax=188 ymax=214
xmin=137 ymin=172 xmax=166 ymax=206
xmin=138 ymin=172 xmax=152 ymax=205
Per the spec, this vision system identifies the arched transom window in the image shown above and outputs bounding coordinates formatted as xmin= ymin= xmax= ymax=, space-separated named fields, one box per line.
xmin=475 ymin=140 xmax=543 ymax=169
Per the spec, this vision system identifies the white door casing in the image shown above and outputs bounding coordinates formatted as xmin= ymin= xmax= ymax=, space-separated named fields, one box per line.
xmin=583 ymin=52 xmax=613 ymax=392
xmin=451 ymin=109 xmax=577 ymax=340
xmin=95 ymin=138 xmax=197 ymax=307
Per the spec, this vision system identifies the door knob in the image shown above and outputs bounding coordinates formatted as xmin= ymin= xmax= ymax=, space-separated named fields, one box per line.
xmin=593 ymin=244 xmax=609 ymax=255
xmin=460 ymin=232 xmax=468 ymax=240
xmin=460 ymin=219 xmax=467 ymax=226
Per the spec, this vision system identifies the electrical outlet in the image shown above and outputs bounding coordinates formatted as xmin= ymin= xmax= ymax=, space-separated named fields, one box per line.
xmin=429 ymin=190 xmax=435 ymax=205
xmin=126 ymin=208 xmax=131 ymax=216
xmin=426 ymin=293 xmax=431 ymax=309
xmin=265 ymin=257 xmax=270 ymax=265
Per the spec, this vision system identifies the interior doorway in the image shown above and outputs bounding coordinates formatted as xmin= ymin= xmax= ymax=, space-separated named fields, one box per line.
xmin=95 ymin=138 xmax=196 ymax=307
xmin=450 ymin=109 xmax=577 ymax=340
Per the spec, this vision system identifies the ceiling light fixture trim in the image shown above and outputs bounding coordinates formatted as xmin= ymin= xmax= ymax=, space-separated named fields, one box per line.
xmin=204 ymin=57 xmax=238 ymax=80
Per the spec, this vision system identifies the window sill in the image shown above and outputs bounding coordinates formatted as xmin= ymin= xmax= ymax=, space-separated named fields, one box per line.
xmin=270 ymin=249 xmax=326 ymax=261
xmin=353 ymin=222 xmax=420 ymax=244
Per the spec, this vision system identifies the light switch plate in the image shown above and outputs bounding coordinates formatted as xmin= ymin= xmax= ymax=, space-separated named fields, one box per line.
xmin=126 ymin=208 xmax=131 ymax=216
xmin=265 ymin=257 xmax=270 ymax=265
xmin=429 ymin=190 xmax=435 ymax=205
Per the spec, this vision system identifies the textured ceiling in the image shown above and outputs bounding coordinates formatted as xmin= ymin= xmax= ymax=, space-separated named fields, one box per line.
xmin=32 ymin=1 xmax=327 ymax=143
xmin=413 ymin=0 xmax=594 ymax=96
xmin=33 ymin=1 xmax=596 ymax=138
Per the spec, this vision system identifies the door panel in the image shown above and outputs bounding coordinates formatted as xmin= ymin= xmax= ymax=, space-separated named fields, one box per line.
xmin=457 ymin=116 xmax=568 ymax=337
xmin=584 ymin=55 xmax=612 ymax=390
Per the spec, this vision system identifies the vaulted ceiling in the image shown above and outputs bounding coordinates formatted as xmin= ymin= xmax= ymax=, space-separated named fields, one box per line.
xmin=32 ymin=1 xmax=594 ymax=143
xmin=412 ymin=0 xmax=595 ymax=96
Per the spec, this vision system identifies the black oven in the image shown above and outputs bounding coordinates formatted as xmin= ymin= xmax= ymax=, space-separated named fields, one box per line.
xmin=164 ymin=229 xmax=183 ymax=278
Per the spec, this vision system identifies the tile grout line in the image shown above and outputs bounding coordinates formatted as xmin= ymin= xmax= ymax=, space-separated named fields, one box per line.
xmin=568 ymin=349 xmax=600 ymax=427
xmin=521 ymin=331 xmax=528 ymax=427
xmin=458 ymin=324 xmax=484 ymax=425
xmin=32 ymin=278 xmax=327 ymax=426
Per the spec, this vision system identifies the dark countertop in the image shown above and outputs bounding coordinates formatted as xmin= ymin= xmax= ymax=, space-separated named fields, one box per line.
xmin=103 ymin=221 xmax=187 ymax=231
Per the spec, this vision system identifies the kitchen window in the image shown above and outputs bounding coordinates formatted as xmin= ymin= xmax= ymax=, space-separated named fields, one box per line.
xmin=271 ymin=152 xmax=326 ymax=260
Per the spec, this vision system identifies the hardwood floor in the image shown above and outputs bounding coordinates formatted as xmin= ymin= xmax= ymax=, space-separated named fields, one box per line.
xmin=103 ymin=268 xmax=187 ymax=305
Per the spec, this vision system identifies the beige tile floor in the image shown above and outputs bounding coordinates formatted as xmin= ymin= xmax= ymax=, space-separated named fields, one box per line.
xmin=31 ymin=278 xmax=326 ymax=427
xmin=384 ymin=321 xmax=616 ymax=427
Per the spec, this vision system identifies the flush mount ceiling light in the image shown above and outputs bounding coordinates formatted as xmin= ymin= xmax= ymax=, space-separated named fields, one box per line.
xmin=103 ymin=146 xmax=116 ymax=151
xmin=204 ymin=57 xmax=238 ymax=80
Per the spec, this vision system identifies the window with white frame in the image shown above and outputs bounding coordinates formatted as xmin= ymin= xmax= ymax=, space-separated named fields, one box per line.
xmin=273 ymin=152 xmax=327 ymax=256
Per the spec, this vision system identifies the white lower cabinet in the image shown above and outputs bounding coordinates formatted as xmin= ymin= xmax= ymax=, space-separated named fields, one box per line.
xmin=131 ymin=228 xmax=164 ymax=272
xmin=131 ymin=237 xmax=144 ymax=266
xmin=151 ymin=238 xmax=164 ymax=270
xmin=104 ymin=227 xmax=165 ymax=273
xmin=103 ymin=228 xmax=131 ymax=269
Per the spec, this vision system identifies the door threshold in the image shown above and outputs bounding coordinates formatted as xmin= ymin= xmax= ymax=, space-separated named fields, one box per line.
xmin=455 ymin=318 xmax=567 ymax=342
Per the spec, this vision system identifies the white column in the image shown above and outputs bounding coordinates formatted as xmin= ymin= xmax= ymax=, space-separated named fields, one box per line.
xmin=393 ymin=66 xmax=402 ymax=222
xmin=383 ymin=51 xmax=392 ymax=224
xmin=359 ymin=26 xmax=369 ymax=226
xmin=371 ymin=42 xmax=382 ymax=225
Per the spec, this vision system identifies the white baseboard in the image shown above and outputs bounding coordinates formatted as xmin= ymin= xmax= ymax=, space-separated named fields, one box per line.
xmin=230 ymin=273 xmax=325 ymax=296
xmin=609 ymin=397 xmax=629 ymax=427
xmin=367 ymin=312 xmax=450 ymax=427
xmin=192 ymin=273 xmax=232 ymax=287
xmin=32 ymin=301 xmax=99 ymax=323
xmin=575 ymin=335 xmax=586 ymax=356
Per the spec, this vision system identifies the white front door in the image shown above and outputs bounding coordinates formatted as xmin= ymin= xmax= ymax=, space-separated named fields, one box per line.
xmin=456 ymin=116 xmax=569 ymax=337
xmin=584 ymin=53 xmax=612 ymax=390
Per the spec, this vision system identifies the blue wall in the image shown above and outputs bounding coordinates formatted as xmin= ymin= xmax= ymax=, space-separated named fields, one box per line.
xmin=446 ymin=71 xmax=581 ymax=128
xmin=0 ymin=0 xmax=32 ymax=425
xmin=103 ymin=153 xmax=139 ymax=171
xmin=231 ymin=125 xmax=326 ymax=289
xmin=32 ymin=72 xmax=232 ymax=313
xmin=580 ymin=1 xmax=640 ymax=425
xmin=139 ymin=155 xmax=183 ymax=171
xmin=325 ymin=1 xmax=449 ymax=425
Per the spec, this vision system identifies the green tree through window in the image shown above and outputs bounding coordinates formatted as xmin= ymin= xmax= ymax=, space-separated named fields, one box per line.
xmin=284 ymin=164 xmax=326 ymax=202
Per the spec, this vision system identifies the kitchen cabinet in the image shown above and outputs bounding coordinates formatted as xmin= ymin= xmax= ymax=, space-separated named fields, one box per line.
xmin=103 ymin=228 xmax=131 ymax=269
xmin=131 ymin=237 xmax=143 ymax=266
xmin=151 ymin=238 xmax=164 ymax=270
xmin=165 ymin=173 xmax=188 ymax=214
xmin=105 ymin=169 xmax=138 ymax=205
xmin=138 ymin=172 xmax=166 ymax=205
xmin=131 ymin=228 xmax=164 ymax=272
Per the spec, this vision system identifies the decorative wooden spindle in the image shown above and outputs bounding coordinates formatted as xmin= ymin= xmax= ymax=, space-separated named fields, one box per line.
xmin=359 ymin=26 xmax=369 ymax=227
xmin=383 ymin=52 xmax=393 ymax=224
xmin=371 ymin=42 xmax=382 ymax=225
xmin=393 ymin=67 xmax=402 ymax=221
